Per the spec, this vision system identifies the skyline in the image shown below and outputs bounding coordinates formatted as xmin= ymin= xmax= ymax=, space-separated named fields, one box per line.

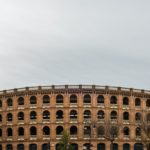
xmin=0 ymin=0 xmax=150 ymax=90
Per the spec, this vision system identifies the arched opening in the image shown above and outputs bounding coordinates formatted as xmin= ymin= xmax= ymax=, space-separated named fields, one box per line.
xmin=70 ymin=126 xmax=77 ymax=135
xmin=56 ymin=95 xmax=63 ymax=104
xmin=0 ymin=129 xmax=1 ymax=137
xmin=123 ymin=127 xmax=129 ymax=136
xmin=56 ymin=126 xmax=63 ymax=135
xmin=136 ymin=127 xmax=141 ymax=137
xmin=112 ymin=143 xmax=118 ymax=150
xmin=134 ymin=143 xmax=143 ymax=150
xmin=83 ymin=94 xmax=91 ymax=104
xmin=18 ymin=97 xmax=24 ymax=105
xmin=43 ymin=111 xmax=50 ymax=120
xmin=18 ymin=127 xmax=24 ymax=136
xmin=70 ymin=95 xmax=77 ymax=104
xmin=29 ymin=144 xmax=37 ymax=150
xmin=0 ymin=100 xmax=2 ymax=107
xmin=146 ymin=99 xmax=150 ymax=107
xmin=7 ymin=113 xmax=13 ymax=121
xmin=42 ymin=143 xmax=50 ymax=150
xmin=97 ymin=110 xmax=104 ymax=120
xmin=0 ymin=115 xmax=2 ymax=122
xmin=110 ymin=96 xmax=117 ymax=104
xmin=97 ymin=95 xmax=104 ymax=104
xmin=123 ymin=97 xmax=129 ymax=105
xmin=7 ymin=98 xmax=13 ymax=107
xmin=83 ymin=143 xmax=93 ymax=150
xmin=123 ymin=143 xmax=130 ymax=150
xmin=43 ymin=126 xmax=50 ymax=135
xmin=83 ymin=110 xmax=91 ymax=119
xmin=97 ymin=143 xmax=105 ymax=150
xmin=6 ymin=144 xmax=13 ymax=150
xmin=147 ymin=113 xmax=150 ymax=122
xmin=43 ymin=95 xmax=50 ymax=104
xmin=30 ymin=111 xmax=37 ymax=120
xmin=123 ymin=112 xmax=129 ymax=120
xmin=18 ymin=112 xmax=24 ymax=120
xmin=0 ymin=145 xmax=2 ymax=150
xmin=135 ymin=112 xmax=141 ymax=122
xmin=30 ymin=126 xmax=37 ymax=135
xmin=17 ymin=144 xmax=24 ymax=150
xmin=71 ymin=143 xmax=78 ymax=150
xmin=135 ymin=98 xmax=141 ymax=107
xmin=30 ymin=96 xmax=37 ymax=105
xmin=56 ymin=110 xmax=63 ymax=119
xmin=7 ymin=128 xmax=13 ymax=136
xmin=84 ymin=126 xmax=91 ymax=136
xmin=110 ymin=111 xmax=117 ymax=120
xmin=70 ymin=110 xmax=77 ymax=119
xmin=97 ymin=126 xmax=105 ymax=137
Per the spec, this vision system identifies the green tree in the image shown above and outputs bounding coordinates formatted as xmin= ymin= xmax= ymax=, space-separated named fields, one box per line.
xmin=57 ymin=130 xmax=73 ymax=150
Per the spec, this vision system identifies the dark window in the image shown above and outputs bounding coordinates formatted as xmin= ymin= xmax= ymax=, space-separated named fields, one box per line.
xmin=136 ymin=127 xmax=141 ymax=136
xmin=84 ymin=126 xmax=91 ymax=135
xmin=29 ymin=144 xmax=37 ymax=150
xmin=6 ymin=144 xmax=13 ymax=150
xmin=30 ymin=111 xmax=37 ymax=119
xmin=70 ymin=126 xmax=77 ymax=135
xmin=135 ymin=98 xmax=141 ymax=106
xmin=123 ymin=97 xmax=129 ymax=105
xmin=7 ymin=128 xmax=13 ymax=136
xmin=43 ymin=111 xmax=50 ymax=119
xmin=112 ymin=144 xmax=118 ymax=150
xmin=111 ymin=111 xmax=117 ymax=120
xmin=147 ymin=113 xmax=150 ymax=121
xmin=7 ymin=113 xmax=13 ymax=121
xmin=110 ymin=96 xmax=117 ymax=104
xmin=134 ymin=143 xmax=143 ymax=150
xmin=42 ymin=144 xmax=50 ymax=150
xmin=0 ymin=129 xmax=2 ymax=137
xmin=18 ymin=112 xmax=24 ymax=120
xmin=83 ymin=95 xmax=91 ymax=103
xmin=70 ymin=95 xmax=77 ymax=104
xmin=123 ymin=127 xmax=129 ymax=135
xmin=18 ymin=97 xmax=24 ymax=105
xmin=7 ymin=98 xmax=13 ymax=107
xmin=18 ymin=127 xmax=24 ymax=136
xmin=43 ymin=95 xmax=50 ymax=104
xmin=97 ymin=126 xmax=105 ymax=137
xmin=17 ymin=144 xmax=24 ymax=150
xmin=0 ymin=115 xmax=2 ymax=122
xmin=0 ymin=100 xmax=2 ymax=107
xmin=84 ymin=110 xmax=91 ymax=119
xmin=71 ymin=144 xmax=78 ymax=150
xmin=135 ymin=113 xmax=141 ymax=121
xmin=30 ymin=96 xmax=37 ymax=104
xmin=97 ymin=110 xmax=104 ymax=119
xmin=43 ymin=126 xmax=50 ymax=135
xmin=97 ymin=143 xmax=105 ymax=150
xmin=97 ymin=95 xmax=104 ymax=104
xmin=56 ymin=95 xmax=63 ymax=104
xmin=70 ymin=110 xmax=77 ymax=119
xmin=146 ymin=99 xmax=150 ymax=107
xmin=56 ymin=110 xmax=63 ymax=119
xmin=123 ymin=112 xmax=129 ymax=120
xmin=30 ymin=126 xmax=37 ymax=135
xmin=56 ymin=126 xmax=63 ymax=135
xmin=123 ymin=143 xmax=130 ymax=150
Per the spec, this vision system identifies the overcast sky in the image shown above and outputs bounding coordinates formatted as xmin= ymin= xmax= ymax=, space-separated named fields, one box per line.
xmin=0 ymin=0 xmax=150 ymax=91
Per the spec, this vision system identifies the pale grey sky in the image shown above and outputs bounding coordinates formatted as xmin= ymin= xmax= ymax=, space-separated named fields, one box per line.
xmin=0 ymin=0 xmax=150 ymax=90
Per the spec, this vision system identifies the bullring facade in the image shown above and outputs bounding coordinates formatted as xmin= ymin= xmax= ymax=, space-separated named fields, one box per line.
xmin=0 ymin=85 xmax=150 ymax=150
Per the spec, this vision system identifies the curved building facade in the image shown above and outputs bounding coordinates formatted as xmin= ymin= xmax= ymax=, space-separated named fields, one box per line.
xmin=0 ymin=85 xmax=150 ymax=150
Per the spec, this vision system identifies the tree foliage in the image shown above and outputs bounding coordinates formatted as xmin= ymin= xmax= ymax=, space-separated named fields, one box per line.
xmin=57 ymin=130 xmax=73 ymax=150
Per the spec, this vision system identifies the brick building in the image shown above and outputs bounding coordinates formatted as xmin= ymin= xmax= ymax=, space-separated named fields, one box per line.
xmin=0 ymin=85 xmax=150 ymax=150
